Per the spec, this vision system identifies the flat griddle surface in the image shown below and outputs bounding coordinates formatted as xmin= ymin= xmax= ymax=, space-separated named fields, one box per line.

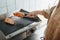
xmin=0 ymin=9 xmax=40 ymax=36
xmin=0 ymin=16 xmax=39 ymax=36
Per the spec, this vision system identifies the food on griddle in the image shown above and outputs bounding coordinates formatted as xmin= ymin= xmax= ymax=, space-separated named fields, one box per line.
xmin=4 ymin=17 xmax=14 ymax=25
xmin=13 ymin=12 xmax=25 ymax=17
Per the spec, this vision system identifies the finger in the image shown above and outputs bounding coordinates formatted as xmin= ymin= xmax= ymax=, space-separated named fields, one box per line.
xmin=28 ymin=16 xmax=35 ymax=18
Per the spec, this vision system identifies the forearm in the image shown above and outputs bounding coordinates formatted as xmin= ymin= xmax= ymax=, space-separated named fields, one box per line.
xmin=40 ymin=10 xmax=50 ymax=19
xmin=37 ymin=6 xmax=55 ymax=19
xmin=34 ymin=10 xmax=50 ymax=19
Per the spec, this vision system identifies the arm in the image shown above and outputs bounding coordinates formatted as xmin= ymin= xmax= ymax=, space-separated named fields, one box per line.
xmin=27 ymin=10 xmax=50 ymax=19
xmin=31 ymin=10 xmax=50 ymax=19
xmin=38 ymin=6 xmax=56 ymax=19
xmin=27 ymin=6 xmax=55 ymax=19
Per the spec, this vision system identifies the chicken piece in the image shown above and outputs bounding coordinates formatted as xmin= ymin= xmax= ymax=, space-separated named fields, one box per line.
xmin=4 ymin=17 xmax=14 ymax=25
xmin=13 ymin=12 xmax=25 ymax=17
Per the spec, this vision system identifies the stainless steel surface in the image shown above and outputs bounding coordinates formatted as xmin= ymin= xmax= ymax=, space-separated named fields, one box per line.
xmin=6 ymin=22 xmax=39 ymax=39
xmin=0 ymin=31 xmax=6 ymax=40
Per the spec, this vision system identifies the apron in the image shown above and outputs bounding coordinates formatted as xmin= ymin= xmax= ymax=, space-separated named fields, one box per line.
xmin=45 ymin=0 xmax=60 ymax=40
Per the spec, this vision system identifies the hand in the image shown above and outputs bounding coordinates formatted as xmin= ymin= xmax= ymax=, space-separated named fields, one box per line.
xmin=27 ymin=10 xmax=50 ymax=19
xmin=27 ymin=13 xmax=35 ymax=18
xmin=13 ymin=12 xmax=25 ymax=17
xmin=27 ymin=11 xmax=43 ymax=18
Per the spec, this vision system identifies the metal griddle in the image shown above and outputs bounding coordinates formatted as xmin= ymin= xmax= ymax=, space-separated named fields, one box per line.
xmin=0 ymin=17 xmax=40 ymax=36
xmin=0 ymin=9 xmax=40 ymax=39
